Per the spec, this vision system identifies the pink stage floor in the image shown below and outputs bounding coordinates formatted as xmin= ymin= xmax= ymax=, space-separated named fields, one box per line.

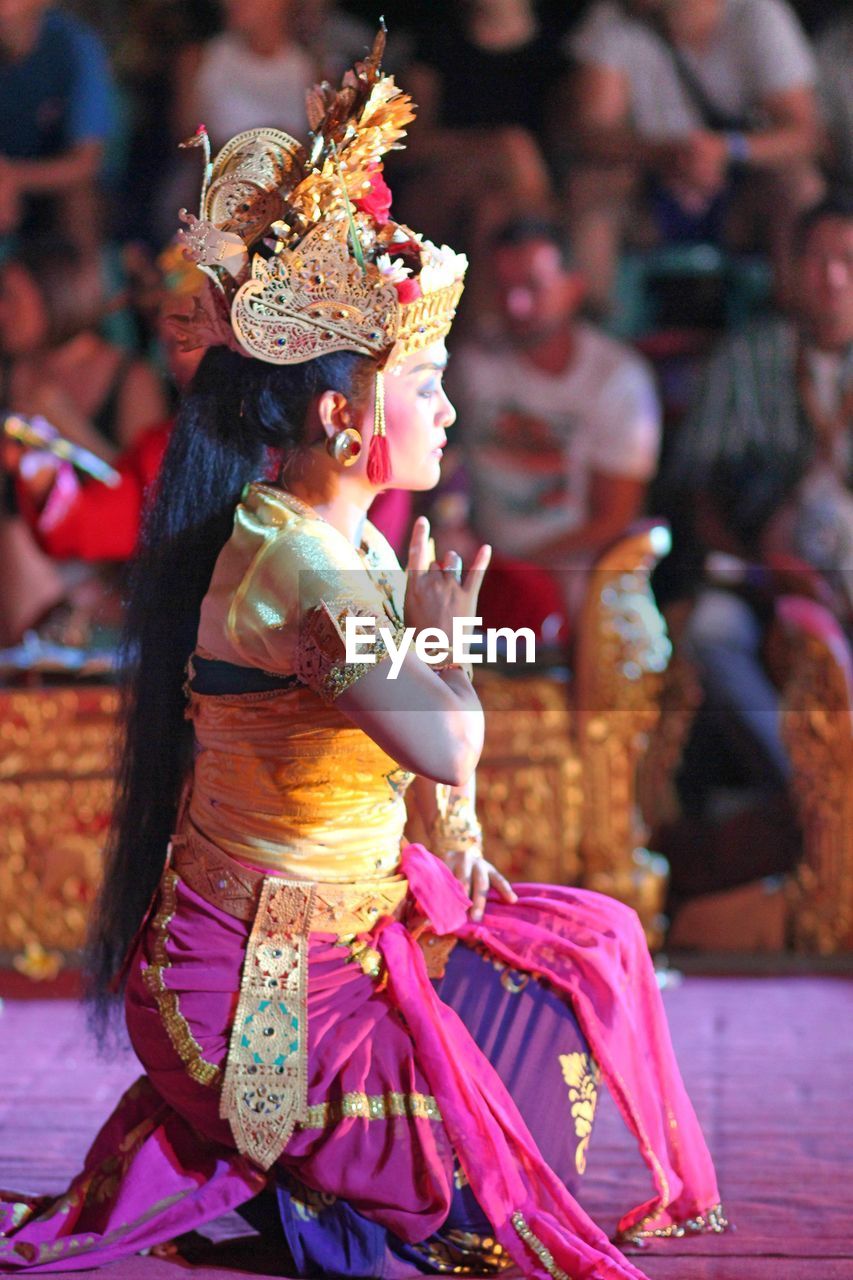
xmin=1 ymin=975 xmax=851 ymax=1279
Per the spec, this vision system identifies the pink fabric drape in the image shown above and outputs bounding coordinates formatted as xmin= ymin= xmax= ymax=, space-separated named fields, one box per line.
xmin=383 ymin=844 xmax=721 ymax=1278
xmin=1 ymin=844 xmax=721 ymax=1276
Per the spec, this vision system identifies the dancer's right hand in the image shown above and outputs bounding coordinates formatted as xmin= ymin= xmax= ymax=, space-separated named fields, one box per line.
xmin=405 ymin=515 xmax=491 ymax=639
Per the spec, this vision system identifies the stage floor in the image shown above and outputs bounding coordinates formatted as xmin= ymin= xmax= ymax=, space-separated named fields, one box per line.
xmin=1 ymin=975 xmax=851 ymax=1279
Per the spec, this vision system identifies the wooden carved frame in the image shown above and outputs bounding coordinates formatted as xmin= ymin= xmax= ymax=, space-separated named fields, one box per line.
xmin=573 ymin=525 xmax=673 ymax=944
xmin=776 ymin=597 xmax=853 ymax=953
xmin=0 ymin=685 xmax=118 ymax=977
xmin=475 ymin=523 xmax=674 ymax=946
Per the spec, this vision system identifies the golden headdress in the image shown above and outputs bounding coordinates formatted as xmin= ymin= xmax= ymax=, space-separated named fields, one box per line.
xmin=170 ymin=28 xmax=467 ymax=482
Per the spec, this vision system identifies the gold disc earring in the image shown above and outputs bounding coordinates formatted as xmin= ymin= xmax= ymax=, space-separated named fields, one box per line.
xmin=327 ymin=427 xmax=363 ymax=467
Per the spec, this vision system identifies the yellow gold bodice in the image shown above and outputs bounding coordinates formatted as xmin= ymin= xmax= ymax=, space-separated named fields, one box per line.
xmin=188 ymin=484 xmax=411 ymax=881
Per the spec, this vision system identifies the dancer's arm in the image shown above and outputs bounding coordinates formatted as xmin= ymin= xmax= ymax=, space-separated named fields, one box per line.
xmin=410 ymin=772 xmax=516 ymax=921
xmin=337 ymin=516 xmax=491 ymax=785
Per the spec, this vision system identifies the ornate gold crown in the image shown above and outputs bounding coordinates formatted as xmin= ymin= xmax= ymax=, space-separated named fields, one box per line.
xmin=170 ymin=29 xmax=466 ymax=377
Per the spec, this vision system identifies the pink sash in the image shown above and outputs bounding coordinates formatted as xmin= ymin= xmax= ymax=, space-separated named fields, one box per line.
xmin=0 ymin=845 xmax=723 ymax=1276
xmin=381 ymin=843 xmax=723 ymax=1278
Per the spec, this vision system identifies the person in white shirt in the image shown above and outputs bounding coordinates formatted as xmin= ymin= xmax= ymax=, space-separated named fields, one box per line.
xmin=444 ymin=218 xmax=661 ymax=637
xmin=172 ymin=0 xmax=315 ymax=148
xmin=564 ymin=0 xmax=823 ymax=311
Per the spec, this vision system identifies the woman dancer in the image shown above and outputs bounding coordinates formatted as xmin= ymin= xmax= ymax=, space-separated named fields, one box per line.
xmin=0 ymin=35 xmax=726 ymax=1279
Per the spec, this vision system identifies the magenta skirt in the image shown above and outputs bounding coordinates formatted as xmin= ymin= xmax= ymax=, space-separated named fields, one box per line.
xmin=0 ymin=846 xmax=724 ymax=1279
xmin=127 ymin=866 xmax=595 ymax=1276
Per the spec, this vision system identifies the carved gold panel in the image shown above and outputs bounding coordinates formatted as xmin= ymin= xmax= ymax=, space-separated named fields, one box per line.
xmin=0 ymin=687 xmax=117 ymax=966
xmin=778 ymin=620 xmax=853 ymax=953
xmin=573 ymin=528 xmax=674 ymax=946
xmin=471 ymin=527 xmax=675 ymax=948
xmin=476 ymin=670 xmax=582 ymax=886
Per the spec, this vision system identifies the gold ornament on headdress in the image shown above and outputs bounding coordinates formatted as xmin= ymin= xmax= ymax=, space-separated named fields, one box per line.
xmin=170 ymin=26 xmax=467 ymax=482
xmin=230 ymin=220 xmax=399 ymax=364
xmin=172 ymin=28 xmax=466 ymax=369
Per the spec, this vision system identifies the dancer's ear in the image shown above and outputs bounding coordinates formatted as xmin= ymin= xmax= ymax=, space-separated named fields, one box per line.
xmin=316 ymin=390 xmax=353 ymax=443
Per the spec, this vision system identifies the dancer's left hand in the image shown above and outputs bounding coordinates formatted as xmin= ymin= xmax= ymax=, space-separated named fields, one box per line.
xmin=443 ymin=847 xmax=517 ymax=922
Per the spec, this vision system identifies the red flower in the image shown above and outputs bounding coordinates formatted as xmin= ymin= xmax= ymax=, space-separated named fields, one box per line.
xmin=353 ymin=168 xmax=393 ymax=226
xmin=394 ymin=277 xmax=422 ymax=305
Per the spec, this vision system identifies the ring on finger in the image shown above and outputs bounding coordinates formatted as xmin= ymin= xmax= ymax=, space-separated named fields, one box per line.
xmin=442 ymin=553 xmax=463 ymax=584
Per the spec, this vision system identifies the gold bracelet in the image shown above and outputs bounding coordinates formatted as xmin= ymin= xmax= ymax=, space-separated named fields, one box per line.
xmin=429 ymin=787 xmax=482 ymax=859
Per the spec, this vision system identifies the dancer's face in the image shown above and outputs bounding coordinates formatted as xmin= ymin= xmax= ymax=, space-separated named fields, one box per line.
xmin=361 ymin=341 xmax=457 ymax=493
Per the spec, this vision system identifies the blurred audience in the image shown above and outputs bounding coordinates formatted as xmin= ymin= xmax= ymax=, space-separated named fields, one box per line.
xmin=0 ymin=0 xmax=115 ymax=251
xmin=295 ymin=0 xmax=373 ymax=80
xmin=661 ymin=193 xmax=853 ymax=841
xmin=672 ymin=195 xmax=853 ymax=609
xmin=9 ymin=242 xmax=202 ymax=564
xmin=114 ymin=0 xmax=221 ymax=244
xmin=815 ymin=15 xmax=853 ymax=189
xmin=0 ymin=237 xmax=167 ymax=461
xmin=566 ymin=0 xmax=823 ymax=311
xmin=0 ymin=239 xmax=179 ymax=646
xmin=442 ymin=218 xmax=661 ymax=641
xmin=394 ymin=0 xmax=562 ymax=256
xmin=172 ymin=0 xmax=314 ymax=148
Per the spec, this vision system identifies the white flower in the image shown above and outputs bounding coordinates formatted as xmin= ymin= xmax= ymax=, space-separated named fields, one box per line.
xmin=418 ymin=239 xmax=468 ymax=294
xmin=391 ymin=224 xmax=422 ymax=245
xmin=375 ymin=253 xmax=413 ymax=286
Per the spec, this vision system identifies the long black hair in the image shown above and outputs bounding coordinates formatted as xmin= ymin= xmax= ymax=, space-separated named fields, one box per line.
xmin=86 ymin=344 xmax=371 ymax=1021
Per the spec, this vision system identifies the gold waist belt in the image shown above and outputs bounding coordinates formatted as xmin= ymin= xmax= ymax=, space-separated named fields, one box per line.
xmin=173 ymin=820 xmax=409 ymax=932
xmin=170 ymin=821 xmax=409 ymax=1170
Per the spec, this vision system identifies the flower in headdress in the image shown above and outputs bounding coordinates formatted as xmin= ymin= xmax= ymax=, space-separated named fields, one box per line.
xmin=394 ymin=277 xmax=423 ymax=304
xmin=375 ymin=252 xmax=411 ymax=287
xmin=380 ymin=226 xmax=426 ymax=281
xmin=376 ymin=251 xmax=423 ymax=305
xmin=419 ymin=241 xmax=469 ymax=295
xmin=353 ymin=167 xmax=393 ymax=226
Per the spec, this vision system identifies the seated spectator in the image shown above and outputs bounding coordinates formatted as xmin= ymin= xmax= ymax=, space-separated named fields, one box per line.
xmin=393 ymin=0 xmax=561 ymax=256
xmin=815 ymin=16 xmax=853 ymax=188
xmin=0 ymin=242 xmax=181 ymax=645
xmin=0 ymin=237 xmax=167 ymax=461
xmin=566 ymin=0 xmax=823 ymax=311
xmin=6 ymin=242 xmax=413 ymax=566
xmin=442 ymin=217 xmax=662 ymax=642
xmin=0 ymin=0 xmax=115 ymax=251
xmin=661 ymin=193 xmax=853 ymax=838
xmin=8 ymin=249 xmax=203 ymax=562
xmin=172 ymin=0 xmax=314 ymax=149
xmin=111 ymin=0 xmax=221 ymax=244
xmin=0 ymin=236 xmax=166 ymax=645
xmin=295 ymin=0 xmax=374 ymax=81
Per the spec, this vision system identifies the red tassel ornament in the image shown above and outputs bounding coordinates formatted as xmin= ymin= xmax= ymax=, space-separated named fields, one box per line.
xmin=367 ymin=367 xmax=392 ymax=484
xmin=367 ymin=433 xmax=391 ymax=484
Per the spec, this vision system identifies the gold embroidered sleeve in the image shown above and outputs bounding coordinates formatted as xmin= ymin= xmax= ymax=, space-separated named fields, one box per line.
xmin=224 ymin=517 xmax=400 ymax=696
xmin=295 ymin=600 xmax=406 ymax=703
